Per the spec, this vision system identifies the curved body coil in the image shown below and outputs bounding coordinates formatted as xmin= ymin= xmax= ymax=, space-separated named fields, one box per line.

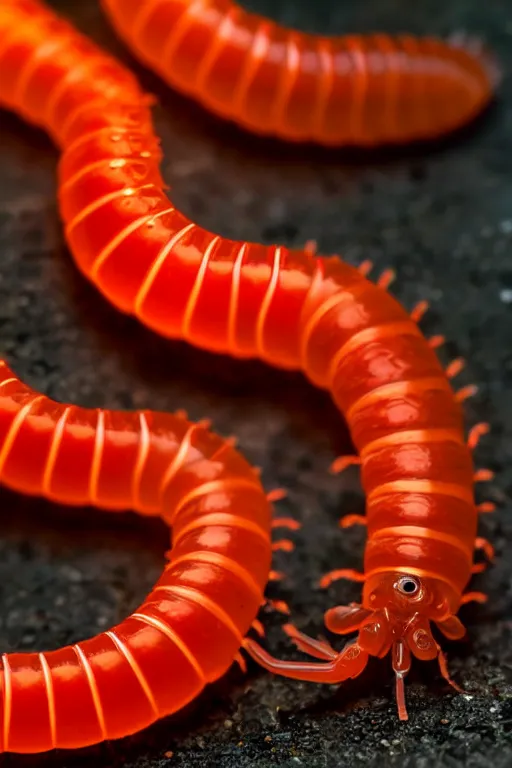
xmin=0 ymin=359 xmax=272 ymax=753
xmin=0 ymin=0 xmax=491 ymax=744
xmin=101 ymin=0 xmax=498 ymax=145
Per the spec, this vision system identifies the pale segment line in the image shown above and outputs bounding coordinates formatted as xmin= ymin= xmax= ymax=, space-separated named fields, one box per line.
xmin=46 ymin=56 xmax=115 ymax=131
xmin=157 ymin=422 xmax=200 ymax=518
xmin=181 ymin=235 xmax=221 ymax=338
xmin=92 ymin=209 xmax=175 ymax=278
xmin=62 ymin=125 xmax=133 ymax=158
xmin=313 ymin=39 xmax=335 ymax=138
xmin=346 ymin=377 xmax=452 ymax=421
xmin=106 ymin=630 xmax=159 ymax=716
xmin=0 ymin=395 xmax=45 ymax=475
xmin=230 ymin=20 xmax=272 ymax=113
xmin=255 ymin=246 xmax=282 ymax=359
xmin=370 ymin=525 xmax=473 ymax=564
xmin=227 ymin=242 xmax=247 ymax=354
xmin=172 ymin=511 xmax=270 ymax=548
xmin=2 ymin=654 xmax=12 ymax=751
xmin=167 ymin=551 xmax=263 ymax=604
xmin=39 ymin=652 xmax=56 ymax=748
xmin=327 ymin=321 xmax=422 ymax=386
xmin=299 ymin=281 xmax=368 ymax=368
xmin=345 ymin=36 xmax=369 ymax=143
xmin=41 ymin=405 xmax=71 ymax=497
xmin=88 ymin=409 xmax=105 ymax=505
xmin=59 ymin=157 xmax=133 ymax=194
xmin=192 ymin=7 xmax=238 ymax=93
xmin=360 ymin=428 xmax=466 ymax=459
xmin=59 ymin=96 xmax=123 ymax=142
xmin=133 ymin=222 xmax=195 ymax=316
xmin=367 ymin=479 xmax=474 ymax=506
xmin=151 ymin=584 xmax=243 ymax=644
xmin=73 ymin=644 xmax=107 ymax=740
xmin=64 ymin=184 xmax=156 ymax=236
xmin=132 ymin=612 xmax=205 ymax=683
xmin=131 ymin=411 xmax=151 ymax=511
xmin=271 ymin=33 xmax=301 ymax=131
xmin=13 ymin=34 xmax=70 ymax=109
xmin=160 ymin=0 xmax=208 ymax=67
xmin=0 ymin=377 xmax=17 ymax=391
xmin=172 ymin=477 xmax=265 ymax=523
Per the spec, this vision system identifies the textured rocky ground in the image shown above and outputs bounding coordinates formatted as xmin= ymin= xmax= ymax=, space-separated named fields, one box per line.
xmin=0 ymin=0 xmax=511 ymax=766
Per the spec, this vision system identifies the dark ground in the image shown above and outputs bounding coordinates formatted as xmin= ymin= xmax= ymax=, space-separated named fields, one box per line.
xmin=0 ymin=0 xmax=511 ymax=766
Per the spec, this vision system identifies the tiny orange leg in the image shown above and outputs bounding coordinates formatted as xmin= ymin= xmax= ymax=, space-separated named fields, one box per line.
xmin=320 ymin=569 xmax=366 ymax=588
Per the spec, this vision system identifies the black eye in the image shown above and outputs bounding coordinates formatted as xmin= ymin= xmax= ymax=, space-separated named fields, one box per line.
xmin=396 ymin=576 xmax=420 ymax=596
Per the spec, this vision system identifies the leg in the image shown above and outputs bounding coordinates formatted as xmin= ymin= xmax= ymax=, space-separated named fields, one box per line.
xmin=267 ymin=488 xmax=287 ymax=502
xmin=428 ymin=334 xmax=445 ymax=349
xmin=324 ymin=604 xmax=370 ymax=634
xmin=474 ymin=469 xmax=494 ymax=482
xmin=265 ymin=599 xmax=291 ymax=615
xmin=330 ymin=455 xmax=360 ymax=475
xmin=410 ymin=300 xmax=429 ymax=323
xmin=437 ymin=649 xmax=465 ymax=695
xmin=470 ymin=536 xmax=495 ymax=572
xmin=339 ymin=514 xmax=367 ymax=529
xmin=319 ymin=569 xmax=365 ymax=588
xmin=251 ymin=618 xmax=265 ymax=637
xmin=477 ymin=502 xmax=496 ymax=513
xmin=455 ymin=384 xmax=478 ymax=403
xmin=435 ymin=614 xmax=466 ymax=640
xmin=445 ymin=358 xmax=465 ymax=379
xmin=283 ymin=623 xmax=338 ymax=660
xmin=269 ymin=570 xmax=285 ymax=581
xmin=272 ymin=517 xmax=301 ymax=531
xmin=467 ymin=423 xmax=490 ymax=451
xmin=358 ymin=260 xmax=373 ymax=277
xmin=272 ymin=540 xmax=295 ymax=552
xmin=272 ymin=513 xmax=301 ymax=555
xmin=243 ymin=638 xmax=369 ymax=684
xmin=392 ymin=639 xmax=412 ymax=721
xmin=210 ymin=436 xmax=238 ymax=463
xmin=377 ymin=268 xmax=396 ymax=289
xmin=475 ymin=536 xmax=495 ymax=561
xmin=460 ymin=591 xmax=488 ymax=605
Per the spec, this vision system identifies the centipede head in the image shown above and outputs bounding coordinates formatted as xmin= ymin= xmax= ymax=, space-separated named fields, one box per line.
xmin=324 ymin=571 xmax=466 ymax=720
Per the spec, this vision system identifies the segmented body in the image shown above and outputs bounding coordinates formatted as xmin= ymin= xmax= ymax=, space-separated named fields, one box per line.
xmin=0 ymin=0 xmax=491 ymax=748
xmin=0 ymin=359 xmax=272 ymax=753
xmin=101 ymin=0 xmax=497 ymax=145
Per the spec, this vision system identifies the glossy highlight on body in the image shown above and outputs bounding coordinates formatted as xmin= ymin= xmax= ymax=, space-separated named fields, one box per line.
xmin=102 ymin=0 xmax=498 ymax=145
xmin=0 ymin=358 xmax=280 ymax=752
xmin=0 ymin=0 xmax=497 ymax=750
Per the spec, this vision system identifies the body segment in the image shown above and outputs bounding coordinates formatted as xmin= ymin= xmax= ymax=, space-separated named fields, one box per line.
xmin=102 ymin=0 xmax=497 ymax=145
xmin=0 ymin=359 xmax=272 ymax=752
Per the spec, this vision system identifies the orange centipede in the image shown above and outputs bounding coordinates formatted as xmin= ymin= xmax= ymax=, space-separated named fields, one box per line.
xmin=101 ymin=0 xmax=499 ymax=145
xmin=0 ymin=358 xmax=294 ymax=753
xmin=0 ymin=0 xmax=498 ymax=751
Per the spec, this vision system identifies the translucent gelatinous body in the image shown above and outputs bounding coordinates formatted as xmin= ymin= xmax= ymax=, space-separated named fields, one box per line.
xmin=0 ymin=360 xmax=271 ymax=752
